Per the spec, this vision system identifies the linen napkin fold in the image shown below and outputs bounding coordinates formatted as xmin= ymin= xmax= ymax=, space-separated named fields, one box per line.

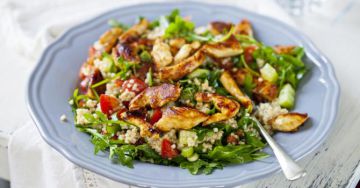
xmin=4 ymin=0 xmax=294 ymax=187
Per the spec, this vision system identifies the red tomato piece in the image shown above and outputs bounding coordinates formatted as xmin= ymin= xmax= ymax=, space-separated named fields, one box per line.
xmin=122 ymin=78 xmax=147 ymax=94
xmin=100 ymin=94 xmax=120 ymax=116
xmin=161 ymin=139 xmax=179 ymax=159
xmin=150 ymin=108 xmax=162 ymax=125
xmin=244 ymin=46 xmax=257 ymax=64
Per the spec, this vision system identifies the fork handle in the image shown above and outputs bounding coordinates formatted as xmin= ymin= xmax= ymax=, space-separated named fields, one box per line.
xmin=254 ymin=118 xmax=307 ymax=180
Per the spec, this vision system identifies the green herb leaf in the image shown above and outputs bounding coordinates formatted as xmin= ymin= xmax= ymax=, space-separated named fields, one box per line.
xmin=207 ymin=145 xmax=263 ymax=164
xmin=113 ymin=145 xmax=137 ymax=168
xmin=164 ymin=15 xmax=195 ymax=39
xmin=180 ymin=159 xmax=222 ymax=175
xmin=108 ymin=19 xmax=129 ymax=30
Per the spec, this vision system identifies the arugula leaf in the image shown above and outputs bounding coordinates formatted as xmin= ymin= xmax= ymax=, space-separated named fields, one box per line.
xmin=86 ymin=128 xmax=110 ymax=154
xmin=116 ymin=57 xmax=138 ymax=80
xmin=166 ymin=9 xmax=180 ymax=22
xmin=148 ymin=20 xmax=160 ymax=29
xmin=252 ymin=152 xmax=270 ymax=160
xmin=252 ymin=46 xmax=307 ymax=89
xmin=180 ymin=159 xmax=223 ymax=175
xmin=81 ymin=111 xmax=132 ymax=131
xmin=243 ymin=73 xmax=256 ymax=96
xmin=192 ymin=127 xmax=213 ymax=141
xmin=208 ymin=69 xmax=222 ymax=87
xmin=207 ymin=145 xmax=264 ymax=164
xmin=237 ymin=116 xmax=266 ymax=148
xmin=113 ymin=145 xmax=137 ymax=168
xmin=137 ymin=144 xmax=163 ymax=163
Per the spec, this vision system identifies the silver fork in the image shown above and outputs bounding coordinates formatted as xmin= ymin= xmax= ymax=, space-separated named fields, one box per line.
xmin=252 ymin=117 xmax=307 ymax=180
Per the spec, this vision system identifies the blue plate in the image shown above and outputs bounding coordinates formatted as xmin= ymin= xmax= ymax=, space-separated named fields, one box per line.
xmin=27 ymin=2 xmax=340 ymax=187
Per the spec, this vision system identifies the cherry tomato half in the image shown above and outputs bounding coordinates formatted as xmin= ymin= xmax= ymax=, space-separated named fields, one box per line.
xmin=161 ymin=139 xmax=179 ymax=159
xmin=100 ymin=94 xmax=120 ymax=116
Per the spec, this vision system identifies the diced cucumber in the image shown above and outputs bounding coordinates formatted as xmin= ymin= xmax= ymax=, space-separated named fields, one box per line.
xmin=181 ymin=147 xmax=194 ymax=158
xmin=278 ymin=84 xmax=295 ymax=109
xmin=256 ymin=58 xmax=265 ymax=68
xmin=260 ymin=63 xmax=278 ymax=84
xmin=102 ymin=53 xmax=117 ymax=73
xmin=187 ymin=153 xmax=199 ymax=162
xmin=188 ymin=69 xmax=210 ymax=79
xmin=179 ymin=130 xmax=197 ymax=148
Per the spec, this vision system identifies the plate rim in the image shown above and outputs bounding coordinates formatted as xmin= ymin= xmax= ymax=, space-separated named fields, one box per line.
xmin=26 ymin=1 xmax=340 ymax=187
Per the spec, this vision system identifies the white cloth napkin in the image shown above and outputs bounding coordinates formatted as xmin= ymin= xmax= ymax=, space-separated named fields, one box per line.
xmin=2 ymin=0 xmax=294 ymax=187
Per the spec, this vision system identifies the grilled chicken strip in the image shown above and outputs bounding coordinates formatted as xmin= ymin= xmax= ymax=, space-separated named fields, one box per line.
xmin=87 ymin=28 xmax=123 ymax=65
xmin=157 ymin=50 xmax=205 ymax=81
xmin=220 ymin=71 xmax=253 ymax=112
xmin=252 ymin=80 xmax=278 ymax=102
xmin=195 ymin=92 xmax=240 ymax=126
xmin=173 ymin=41 xmax=202 ymax=63
xmin=174 ymin=44 xmax=192 ymax=63
xmin=118 ymin=112 xmax=152 ymax=137
xmin=202 ymin=35 xmax=242 ymax=58
xmin=119 ymin=19 xmax=149 ymax=43
xmin=99 ymin=28 xmax=123 ymax=53
xmin=152 ymin=39 xmax=173 ymax=68
xmin=155 ymin=106 xmax=209 ymax=132
xmin=234 ymin=19 xmax=253 ymax=36
xmin=209 ymin=21 xmax=233 ymax=35
xmin=129 ymin=83 xmax=181 ymax=111
xmin=270 ymin=112 xmax=308 ymax=132
xmin=233 ymin=69 xmax=278 ymax=103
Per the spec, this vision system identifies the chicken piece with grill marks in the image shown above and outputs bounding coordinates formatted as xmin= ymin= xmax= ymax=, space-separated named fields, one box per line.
xmin=195 ymin=92 xmax=240 ymax=126
xmin=157 ymin=50 xmax=205 ymax=81
xmin=129 ymin=83 xmax=181 ymax=111
xmin=99 ymin=28 xmax=123 ymax=53
xmin=151 ymin=39 xmax=173 ymax=69
xmin=118 ymin=112 xmax=152 ymax=137
xmin=270 ymin=112 xmax=308 ymax=132
xmin=202 ymin=35 xmax=242 ymax=58
xmin=118 ymin=19 xmax=149 ymax=43
xmin=220 ymin=70 xmax=253 ymax=112
xmin=173 ymin=41 xmax=202 ymax=64
xmin=234 ymin=19 xmax=253 ymax=37
xmin=154 ymin=106 xmax=209 ymax=132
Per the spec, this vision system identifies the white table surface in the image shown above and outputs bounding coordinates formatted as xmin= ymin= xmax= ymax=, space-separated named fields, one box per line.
xmin=1 ymin=0 xmax=360 ymax=187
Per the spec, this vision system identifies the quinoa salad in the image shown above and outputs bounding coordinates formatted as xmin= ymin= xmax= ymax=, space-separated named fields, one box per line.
xmin=69 ymin=9 xmax=309 ymax=175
